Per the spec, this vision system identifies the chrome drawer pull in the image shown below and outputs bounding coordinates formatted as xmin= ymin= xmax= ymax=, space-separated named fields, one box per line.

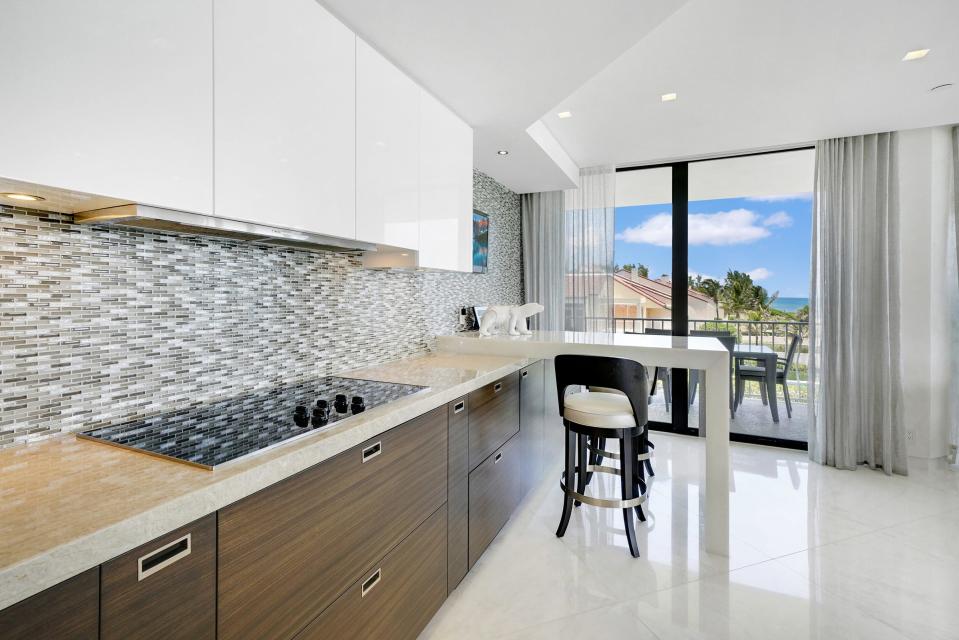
xmin=494 ymin=452 xmax=503 ymax=464
xmin=138 ymin=533 xmax=191 ymax=581
xmin=493 ymin=382 xmax=502 ymax=393
xmin=361 ymin=568 xmax=381 ymax=597
xmin=362 ymin=441 xmax=382 ymax=463
xmin=453 ymin=401 xmax=465 ymax=414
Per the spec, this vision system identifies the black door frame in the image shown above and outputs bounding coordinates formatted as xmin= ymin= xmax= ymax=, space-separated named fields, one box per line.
xmin=615 ymin=146 xmax=813 ymax=450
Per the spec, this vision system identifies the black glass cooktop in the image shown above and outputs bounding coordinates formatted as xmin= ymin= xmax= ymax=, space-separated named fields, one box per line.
xmin=78 ymin=377 xmax=428 ymax=469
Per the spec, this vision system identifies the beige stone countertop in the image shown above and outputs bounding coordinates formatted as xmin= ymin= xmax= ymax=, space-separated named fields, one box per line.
xmin=0 ymin=351 xmax=536 ymax=610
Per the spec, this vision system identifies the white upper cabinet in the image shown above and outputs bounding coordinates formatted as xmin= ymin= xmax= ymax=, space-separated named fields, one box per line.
xmin=355 ymin=39 xmax=420 ymax=251
xmin=214 ymin=0 xmax=356 ymax=238
xmin=0 ymin=0 xmax=214 ymax=214
xmin=418 ymin=91 xmax=474 ymax=272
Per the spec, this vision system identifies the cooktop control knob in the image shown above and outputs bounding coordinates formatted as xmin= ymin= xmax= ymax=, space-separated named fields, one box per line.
xmin=315 ymin=398 xmax=328 ymax=409
xmin=350 ymin=396 xmax=365 ymax=414
xmin=311 ymin=404 xmax=329 ymax=427
xmin=293 ymin=405 xmax=309 ymax=428
xmin=334 ymin=394 xmax=348 ymax=413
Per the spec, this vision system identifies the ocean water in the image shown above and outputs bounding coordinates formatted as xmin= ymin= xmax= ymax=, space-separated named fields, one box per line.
xmin=772 ymin=297 xmax=809 ymax=312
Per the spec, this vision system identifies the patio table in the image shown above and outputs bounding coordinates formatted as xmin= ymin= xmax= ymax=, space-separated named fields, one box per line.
xmin=734 ymin=344 xmax=779 ymax=423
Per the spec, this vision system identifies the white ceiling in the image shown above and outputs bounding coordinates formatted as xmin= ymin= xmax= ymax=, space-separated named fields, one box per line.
xmin=318 ymin=0 xmax=688 ymax=193
xmin=546 ymin=0 xmax=959 ymax=168
xmin=321 ymin=0 xmax=958 ymax=194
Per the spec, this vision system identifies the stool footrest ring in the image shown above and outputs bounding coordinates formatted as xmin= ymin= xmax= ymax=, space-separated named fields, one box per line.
xmin=560 ymin=468 xmax=648 ymax=510
xmin=587 ymin=446 xmax=653 ymax=463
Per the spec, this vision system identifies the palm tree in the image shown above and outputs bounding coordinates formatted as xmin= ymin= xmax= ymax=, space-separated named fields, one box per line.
xmin=636 ymin=263 xmax=650 ymax=278
xmin=720 ymin=270 xmax=754 ymax=318
xmin=687 ymin=275 xmax=723 ymax=318
xmin=751 ymin=285 xmax=780 ymax=319
xmin=699 ymin=278 xmax=722 ymax=318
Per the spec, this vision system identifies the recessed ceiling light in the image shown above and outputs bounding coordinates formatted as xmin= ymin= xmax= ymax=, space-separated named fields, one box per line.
xmin=661 ymin=92 xmax=677 ymax=102
xmin=902 ymin=48 xmax=930 ymax=61
xmin=1 ymin=192 xmax=45 ymax=202
xmin=496 ymin=150 xmax=509 ymax=156
xmin=557 ymin=111 xmax=572 ymax=119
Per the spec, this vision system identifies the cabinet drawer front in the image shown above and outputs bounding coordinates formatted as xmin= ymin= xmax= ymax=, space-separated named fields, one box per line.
xmin=449 ymin=395 xmax=469 ymax=484
xmin=447 ymin=477 xmax=469 ymax=593
xmin=218 ymin=406 xmax=448 ymax=640
xmin=447 ymin=395 xmax=470 ymax=593
xmin=468 ymin=372 xmax=519 ymax=470
xmin=519 ymin=360 xmax=547 ymax=497
xmin=468 ymin=434 xmax=522 ymax=568
xmin=0 ymin=567 xmax=98 ymax=640
xmin=101 ymin=514 xmax=216 ymax=640
xmin=295 ymin=505 xmax=448 ymax=640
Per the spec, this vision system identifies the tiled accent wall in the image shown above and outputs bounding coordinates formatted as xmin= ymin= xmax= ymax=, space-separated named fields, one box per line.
xmin=0 ymin=170 xmax=522 ymax=447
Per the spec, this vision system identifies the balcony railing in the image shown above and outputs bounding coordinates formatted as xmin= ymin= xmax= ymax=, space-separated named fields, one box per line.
xmin=596 ymin=316 xmax=810 ymax=402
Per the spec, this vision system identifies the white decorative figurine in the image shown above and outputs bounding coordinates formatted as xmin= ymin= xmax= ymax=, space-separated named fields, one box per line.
xmin=478 ymin=303 xmax=544 ymax=336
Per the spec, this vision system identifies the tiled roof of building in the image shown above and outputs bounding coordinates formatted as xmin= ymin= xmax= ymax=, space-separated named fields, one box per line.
xmin=614 ymin=272 xmax=716 ymax=307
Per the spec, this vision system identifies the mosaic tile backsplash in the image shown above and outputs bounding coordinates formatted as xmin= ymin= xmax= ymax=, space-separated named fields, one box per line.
xmin=0 ymin=170 xmax=522 ymax=447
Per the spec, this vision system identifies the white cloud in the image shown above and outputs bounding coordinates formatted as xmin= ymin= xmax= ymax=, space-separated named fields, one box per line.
xmin=616 ymin=212 xmax=672 ymax=246
xmin=747 ymin=267 xmax=772 ymax=281
xmin=746 ymin=192 xmax=813 ymax=202
xmin=763 ymin=211 xmax=793 ymax=228
xmin=616 ymin=209 xmax=770 ymax=247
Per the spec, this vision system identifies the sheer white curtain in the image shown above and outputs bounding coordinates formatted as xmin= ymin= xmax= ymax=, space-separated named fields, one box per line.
xmin=521 ymin=166 xmax=616 ymax=332
xmin=563 ymin=166 xmax=616 ymax=332
xmin=950 ymin=125 xmax=959 ymax=466
xmin=521 ymin=191 xmax=565 ymax=331
xmin=809 ymin=132 xmax=908 ymax=475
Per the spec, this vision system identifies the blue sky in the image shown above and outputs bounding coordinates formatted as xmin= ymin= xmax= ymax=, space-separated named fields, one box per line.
xmin=614 ymin=194 xmax=813 ymax=298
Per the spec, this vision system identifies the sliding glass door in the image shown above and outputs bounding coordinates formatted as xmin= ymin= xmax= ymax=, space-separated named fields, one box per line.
xmin=613 ymin=166 xmax=683 ymax=431
xmin=615 ymin=148 xmax=814 ymax=449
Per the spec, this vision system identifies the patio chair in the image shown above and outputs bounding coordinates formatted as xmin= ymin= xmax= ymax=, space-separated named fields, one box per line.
xmin=734 ymin=334 xmax=802 ymax=418
xmin=687 ymin=330 xmax=735 ymax=418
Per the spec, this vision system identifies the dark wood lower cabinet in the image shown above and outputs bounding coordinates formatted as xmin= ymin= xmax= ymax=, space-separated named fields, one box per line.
xmin=468 ymin=434 xmax=523 ymax=568
xmin=101 ymin=514 xmax=216 ymax=640
xmin=218 ymin=406 xmax=448 ymax=640
xmin=294 ymin=504 xmax=448 ymax=640
xmin=447 ymin=395 xmax=470 ymax=592
xmin=519 ymin=359 xmax=547 ymax=498
xmin=0 ymin=567 xmax=98 ymax=640
xmin=447 ymin=476 xmax=469 ymax=592
xmin=1 ymin=365 xmax=549 ymax=638
xmin=468 ymin=372 xmax=520 ymax=470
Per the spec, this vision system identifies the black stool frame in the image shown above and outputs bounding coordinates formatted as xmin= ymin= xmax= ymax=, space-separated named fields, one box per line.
xmin=554 ymin=355 xmax=652 ymax=558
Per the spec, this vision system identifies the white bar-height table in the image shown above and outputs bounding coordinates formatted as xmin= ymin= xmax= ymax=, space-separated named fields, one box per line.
xmin=436 ymin=330 xmax=731 ymax=556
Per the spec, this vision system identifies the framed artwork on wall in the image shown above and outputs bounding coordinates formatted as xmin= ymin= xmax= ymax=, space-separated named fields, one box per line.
xmin=472 ymin=210 xmax=489 ymax=273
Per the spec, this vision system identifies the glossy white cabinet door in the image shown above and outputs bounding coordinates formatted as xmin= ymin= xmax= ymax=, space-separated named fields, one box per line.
xmin=355 ymin=39 xmax=420 ymax=251
xmin=0 ymin=0 xmax=213 ymax=214
xmin=418 ymin=91 xmax=474 ymax=272
xmin=214 ymin=0 xmax=355 ymax=238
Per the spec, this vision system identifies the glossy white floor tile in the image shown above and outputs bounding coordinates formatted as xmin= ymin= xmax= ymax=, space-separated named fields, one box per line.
xmin=419 ymin=428 xmax=959 ymax=640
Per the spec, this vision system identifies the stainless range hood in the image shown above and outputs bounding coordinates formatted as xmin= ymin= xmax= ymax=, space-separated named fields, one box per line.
xmin=74 ymin=204 xmax=377 ymax=253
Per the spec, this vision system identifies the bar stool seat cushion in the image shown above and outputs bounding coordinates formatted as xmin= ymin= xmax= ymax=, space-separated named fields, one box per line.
xmin=564 ymin=392 xmax=636 ymax=428
xmin=587 ymin=385 xmax=624 ymax=395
